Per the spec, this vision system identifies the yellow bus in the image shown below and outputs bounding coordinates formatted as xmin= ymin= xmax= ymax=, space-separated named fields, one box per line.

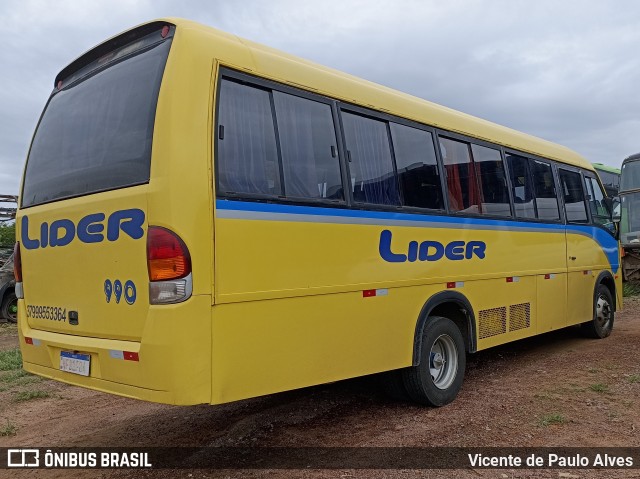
xmin=16 ymin=19 xmax=621 ymax=407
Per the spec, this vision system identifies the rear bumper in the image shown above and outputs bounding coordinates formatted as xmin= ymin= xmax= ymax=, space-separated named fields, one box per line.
xmin=18 ymin=295 xmax=212 ymax=405
xmin=23 ymin=361 xmax=174 ymax=403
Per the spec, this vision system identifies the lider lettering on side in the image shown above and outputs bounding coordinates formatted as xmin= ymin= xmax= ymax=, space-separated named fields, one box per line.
xmin=379 ymin=229 xmax=486 ymax=263
xmin=21 ymin=209 xmax=145 ymax=250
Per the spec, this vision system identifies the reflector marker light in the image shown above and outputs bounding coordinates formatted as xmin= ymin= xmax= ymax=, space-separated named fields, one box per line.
xmin=506 ymin=277 xmax=520 ymax=283
xmin=109 ymin=350 xmax=139 ymax=362
xmin=24 ymin=337 xmax=32 ymax=345
xmin=24 ymin=337 xmax=41 ymax=346
xmin=447 ymin=282 xmax=464 ymax=289
xmin=583 ymin=270 xmax=593 ymax=275
xmin=544 ymin=274 xmax=556 ymax=280
xmin=362 ymin=289 xmax=388 ymax=298
xmin=124 ymin=351 xmax=139 ymax=361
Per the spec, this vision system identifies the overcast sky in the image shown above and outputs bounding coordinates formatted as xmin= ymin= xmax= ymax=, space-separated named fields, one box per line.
xmin=1 ymin=0 xmax=639 ymax=195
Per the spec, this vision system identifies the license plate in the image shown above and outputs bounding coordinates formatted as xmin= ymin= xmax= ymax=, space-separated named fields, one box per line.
xmin=60 ymin=351 xmax=91 ymax=377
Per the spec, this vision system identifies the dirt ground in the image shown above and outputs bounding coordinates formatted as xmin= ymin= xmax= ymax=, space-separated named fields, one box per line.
xmin=1 ymin=298 xmax=639 ymax=479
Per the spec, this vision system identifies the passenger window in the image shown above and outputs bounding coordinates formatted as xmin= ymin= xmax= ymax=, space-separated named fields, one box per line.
xmin=471 ymin=144 xmax=511 ymax=217
xmin=272 ymin=92 xmax=343 ymax=200
xmin=342 ymin=112 xmax=400 ymax=206
xmin=585 ymin=176 xmax=610 ymax=226
xmin=559 ymin=169 xmax=588 ymax=223
xmin=217 ymin=80 xmax=281 ymax=196
xmin=439 ymin=137 xmax=480 ymax=214
xmin=506 ymin=154 xmax=536 ymax=219
xmin=390 ymin=123 xmax=443 ymax=210
xmin=530 ymin=160 xmax=560 ymax=221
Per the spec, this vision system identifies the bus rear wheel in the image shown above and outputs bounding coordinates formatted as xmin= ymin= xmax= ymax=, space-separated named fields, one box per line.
xmin=581 ymin=284 xmax=614 ymax=339
xmin=402 ymin=316 xmax=465 ymax=407
xmin=1 ymin=292 xmax=17 ymax=324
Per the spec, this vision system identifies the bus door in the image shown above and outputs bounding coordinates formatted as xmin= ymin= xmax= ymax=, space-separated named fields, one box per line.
xmin=559 ymin=168 xmax=597 ymax=326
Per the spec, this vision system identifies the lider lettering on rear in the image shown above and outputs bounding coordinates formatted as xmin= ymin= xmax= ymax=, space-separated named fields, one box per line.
xmin=21 ymin=208 xmax=145 ymax=250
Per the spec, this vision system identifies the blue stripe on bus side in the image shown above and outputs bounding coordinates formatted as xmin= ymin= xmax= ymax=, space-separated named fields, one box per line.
xmin=215 ymin=199 xmax=619 ymax=273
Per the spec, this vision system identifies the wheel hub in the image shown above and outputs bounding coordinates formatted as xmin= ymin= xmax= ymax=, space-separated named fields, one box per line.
xmin=428 ymin=334 xmax=459 ymax=390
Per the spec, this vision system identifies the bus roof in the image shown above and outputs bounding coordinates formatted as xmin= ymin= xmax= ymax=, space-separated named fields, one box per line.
xmin=622 ymin=153 xmax=640 ymax=165
xmin=592 ymin=163 xmax=621 ymax=174
xmin=72 ymin=18 xmax=594 ymax=172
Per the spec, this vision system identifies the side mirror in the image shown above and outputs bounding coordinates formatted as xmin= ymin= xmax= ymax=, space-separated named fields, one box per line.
xmin=610 ymin=196 xmax=621 ymax=222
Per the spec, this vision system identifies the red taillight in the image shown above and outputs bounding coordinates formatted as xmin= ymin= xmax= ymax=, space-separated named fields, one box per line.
xmin=147 ymin=227 xmax=191 ymax=281
xmin=13 ymin=242 xmax=22 ymax=282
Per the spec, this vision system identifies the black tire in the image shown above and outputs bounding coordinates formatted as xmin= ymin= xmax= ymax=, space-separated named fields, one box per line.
xmin=379 ymin=369 xmax=411 ymax=402
xmin=402 ymin=316 xmax=466 ymax=407
xmin=1 ymin=291 xmax=17 ymax=323
xmin=581 ymin=284 xmax=614 ymax=339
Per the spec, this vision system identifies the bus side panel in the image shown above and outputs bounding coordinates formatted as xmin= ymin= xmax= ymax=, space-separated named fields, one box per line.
xmin=213 ymin=214 xmax=568 ymax=302
xmin=210 ymin=288 xmax=416 ymax=404
xmin=210 ymin=275 xmax=540 ymax=404
xmin=537 ymin=273 xmax=568 ymax=333
xmin=211 ymin=213 xmax=572 ymax=403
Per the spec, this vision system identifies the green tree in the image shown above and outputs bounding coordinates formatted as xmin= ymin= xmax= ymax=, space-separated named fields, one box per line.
xmin=0 ymin=223 xmax=16 ymax=248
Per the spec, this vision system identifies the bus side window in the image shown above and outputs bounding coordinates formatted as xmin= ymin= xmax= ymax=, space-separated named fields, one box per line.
xmin=341 ymin=112 xmax=400 ymax=206
xmin=389 ymin=123 xmax=443 ymax=210
xmin=217 ymin=80 xmax=281 ymax=196
xmin=585 ymin=175 xmax=610 ymax=226
xmin=530 ymin=160 xmax=561 ymax=221
xmin=559 ymin=169 xmax=589 ymax=223
xmin=470 ymin=144 xmax=511 ymax=217
xmin=272 ymin=92 xmax=344 ymax=200
xmin=439 ymin=137 xmax=481 ymax=214
xmin=506 ymin=154 xmax=536 ymax=219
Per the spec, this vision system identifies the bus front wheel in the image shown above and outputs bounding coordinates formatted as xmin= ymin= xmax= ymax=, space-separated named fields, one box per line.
xmin=402 ymin=316 xmax=466 ymax=407
xmin=581 ymin=284 xmax=614 ymax=339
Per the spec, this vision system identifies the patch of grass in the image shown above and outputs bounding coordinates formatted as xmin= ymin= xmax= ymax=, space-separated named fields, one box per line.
xmin=623 ymin=282 xmax=640 ymax=297
xmin=0 ymin=369 xmax=40 ymax=386
xmin=0 ymin=348 xmax=22 ymax=371
xmin=0 ymin=419 xmax=17 ymax=436
xmin=0 ymin=323 xmax=17 ymax=336
xmin=534 ymin=392 xmax=553 ymax=400
xmin=629 ymin=375 xmax=640 ymax=384
xmin=538 ymin=413 xmax=566 ymax=427
xmin=590 ymin=383 xmax=609 ymax=393
xmin=14 ymin=390 xmax=50 ymax=402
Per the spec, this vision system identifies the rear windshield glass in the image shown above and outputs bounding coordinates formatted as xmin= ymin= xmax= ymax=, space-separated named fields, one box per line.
xmin=21 ymin=40 xmax=171 ymax=208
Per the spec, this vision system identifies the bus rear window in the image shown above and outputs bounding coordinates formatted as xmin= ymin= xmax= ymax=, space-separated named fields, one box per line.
xmin=21 ymin=39 xmax=171 ymax=208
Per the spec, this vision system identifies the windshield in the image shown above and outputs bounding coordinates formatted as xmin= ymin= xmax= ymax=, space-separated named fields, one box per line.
xmin=620 ymin=160 xmax=640 ymax=193
xmin=21 ymin=39 xmax=171 ymax=208
xmin=620 ymin=191 xmax=640 ymax=245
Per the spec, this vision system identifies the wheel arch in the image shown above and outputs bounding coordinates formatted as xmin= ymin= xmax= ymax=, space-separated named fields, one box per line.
xmin=595 ymin=270 xmax=616 ymax=311
xmin=413 ymin=290 xmax=477 ymax=366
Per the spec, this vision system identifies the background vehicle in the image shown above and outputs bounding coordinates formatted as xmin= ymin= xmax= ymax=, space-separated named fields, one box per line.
xmin=592 ymin=163 xmax=621 ymax=197
xmin=619 ymin=153 xmax=640 ymax=281
xmin=0 ymin=195 xmax=17 ymax=322
xmin=16 ymin=19 xmax=620 ymax=408
xmin=0 ymin=255 xmax=16 ymax=322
